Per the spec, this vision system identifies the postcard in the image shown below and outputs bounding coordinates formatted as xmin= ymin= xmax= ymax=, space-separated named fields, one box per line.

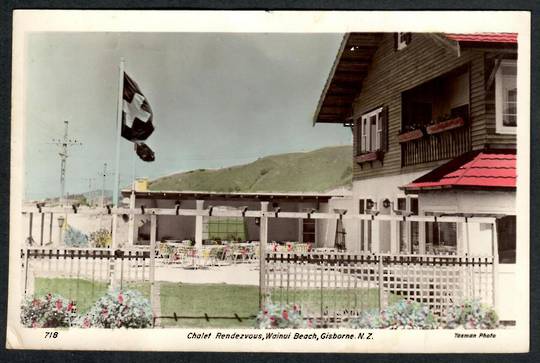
xmin=7 ymin=10 xmax=530 ymax=352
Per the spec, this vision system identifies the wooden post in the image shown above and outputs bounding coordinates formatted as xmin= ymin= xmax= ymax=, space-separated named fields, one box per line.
xmin=111 ymin=214 xmax=119 ymax=249
xmin=23 ymin=249 xmax=29 ymax=295
xmin=39 ymin=213 xmax=45 ymax=246
xmin=491 ymin=221 xmax=499 ymax=309
xmin=27 ymin=212 xmax=33 ymax=245
xmin=149 ymin=214 xmax=158 ymax=318
xmin=378 ymin=255 xmax=384 ymax=310
xmin=195 ymin=200 xmax=204 ymax=249
xmin=128 ymin=190 xmax=135 ymax=246
xmin=259 ymin=201 xmax=269 ymax=308
xmin=48 ymin=212 xmax=53 ymax=245
xmin=465 ymin=219 xmax=470 ymax=254
xmin=320 ymin=255 xmax=324 ymax=322
xmin=418 ymin=211 xmax=426 ymax=254
xmin=372 ymin=216 xmax=380 ymax=253
xmin=405 ymin=197 xmax=412 ymax=253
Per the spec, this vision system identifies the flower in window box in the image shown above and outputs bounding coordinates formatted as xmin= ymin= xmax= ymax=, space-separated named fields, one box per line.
xmin=398 ymin=127 xmax=425 ymax=143
xmin=356 ymin=150 xmax=384 ymax=163
xmin=426 ymin=117 xmax=465 ymax=135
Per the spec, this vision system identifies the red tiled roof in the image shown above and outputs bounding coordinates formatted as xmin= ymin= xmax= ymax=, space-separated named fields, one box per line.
xmin=403 ymin=150 xmax=516 ymax=191
xmin=445 ymin=33 xmax=518 ymax=44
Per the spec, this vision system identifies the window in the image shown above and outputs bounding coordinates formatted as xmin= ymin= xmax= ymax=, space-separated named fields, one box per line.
xmin=401 ymin=66 xmax=471 ymax=166
xmin=496 ymin=215 xmax=516 ymax=263
xmin=204 ymin=216 xmax=246 ymax=242
xmin=359 ymin=199 xmax=372 ymax=252
xmin=495 ymin=59 xmax=517 ymax=134
xmin=402 ymin=67 xmax=469 ymax=131
xmin=425 ymin=212 xmax=457 ymax=255
xmin=395 ymin=32 xmax=412 ymax=50
xmin=358 ymin=107 xmax=386 ymax=154
xmin=397 ymin=197 xmax=419 ymax=254
xmin=302 ymin=218 xmax=316 ymax=244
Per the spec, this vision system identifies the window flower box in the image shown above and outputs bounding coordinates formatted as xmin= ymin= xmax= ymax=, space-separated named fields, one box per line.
xmin=398 ymin=128 xmax=424 ymax=143
xmin=426 ymin=117 xmax=465 ymax=135
xmin=356 ymin=150 xmax=383 ymax=164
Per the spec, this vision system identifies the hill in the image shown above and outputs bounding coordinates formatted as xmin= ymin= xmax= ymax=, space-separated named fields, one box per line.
xmin=149 ymin=145 xmax=353 ymax=193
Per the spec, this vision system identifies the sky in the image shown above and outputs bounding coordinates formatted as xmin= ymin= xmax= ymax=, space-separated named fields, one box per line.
xmin=24 ymin=32 xmax=351 ymax=200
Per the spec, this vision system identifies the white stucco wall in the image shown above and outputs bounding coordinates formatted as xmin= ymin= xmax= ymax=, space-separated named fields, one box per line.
xmin=352 ymin=171 xmax=428 ymax=202
xmin=419 ymin=190 xmax=516 ymax=215
xmin=419 ymin=189 xmax=516 ymax=321
xmin=352 ymin=171 xmax=427 ymax=253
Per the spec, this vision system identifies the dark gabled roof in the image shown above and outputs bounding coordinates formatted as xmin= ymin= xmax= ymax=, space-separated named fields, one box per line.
xmin=313 ymin=32 xmax=518 ymax=125
xmin=401 ymin=149 xmax=516 ymax=193
xmin=313 ymin=33 xmax=381 ymax=124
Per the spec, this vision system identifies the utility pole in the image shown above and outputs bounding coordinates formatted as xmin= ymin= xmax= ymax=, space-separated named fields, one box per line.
xmin=51 ymin=120 xmax=81 ymax=206
xmin=87 ymin=177 xmax=95 ymax=207
xmin=101 ymin=163 xmax=108 ymax=208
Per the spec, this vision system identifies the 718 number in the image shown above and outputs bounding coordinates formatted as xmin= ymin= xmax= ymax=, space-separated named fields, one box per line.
xmin=44 ymin=332 xmax=58 ymax=339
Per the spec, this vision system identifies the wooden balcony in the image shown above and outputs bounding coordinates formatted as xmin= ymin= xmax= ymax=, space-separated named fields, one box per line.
xmin=401 ymin=125 xmax=471 ymax=167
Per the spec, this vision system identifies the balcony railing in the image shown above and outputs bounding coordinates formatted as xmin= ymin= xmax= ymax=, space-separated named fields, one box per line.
xmin=401 ymin=125 xmax=471 ymax=167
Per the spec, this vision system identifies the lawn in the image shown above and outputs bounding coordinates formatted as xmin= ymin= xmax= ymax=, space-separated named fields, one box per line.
xmin=33 ymin=278 xmax=394 ymax=328
xmin=159 ymin=283 xmax=258 ymax=328
xmin=34 ymin=278 xmax=258 ymax=328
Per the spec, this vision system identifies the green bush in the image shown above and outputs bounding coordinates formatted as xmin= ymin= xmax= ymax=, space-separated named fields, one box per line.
xmin=63 ymin=225 xmax=89 ymax=247
xmin=347 ymin=300 xmax=438 ymax=329
xmin=445 ymin=299 xmax=499 ymax=329
xmin=20 ymin=293 xmax=77 ymax=328
xmin=89 ymin=229 xmax=112 ymax=248
xmin=256 ymin=300 xmax=311 ymax=329
xmin=78 ymin=290 xmax=153 ymax=328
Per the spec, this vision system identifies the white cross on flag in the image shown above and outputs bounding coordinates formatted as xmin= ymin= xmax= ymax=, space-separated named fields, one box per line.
xmin=121 ymin=72 xmax=155 ymax=162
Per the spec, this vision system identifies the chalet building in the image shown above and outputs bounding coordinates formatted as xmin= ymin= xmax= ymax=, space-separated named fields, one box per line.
xmin=313 ymin=32 xmax=517 ymax=260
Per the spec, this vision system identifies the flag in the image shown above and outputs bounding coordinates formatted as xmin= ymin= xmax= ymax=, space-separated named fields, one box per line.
xmin=121 ymin=72 xmax=155 ymax=162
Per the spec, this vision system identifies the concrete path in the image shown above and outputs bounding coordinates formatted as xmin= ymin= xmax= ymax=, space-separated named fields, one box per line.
xmin=154 ymin=262 xmax=260 ymax=285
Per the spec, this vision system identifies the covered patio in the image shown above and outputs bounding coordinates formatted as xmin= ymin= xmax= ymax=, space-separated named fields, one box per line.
xmin=120 ymin=189 xmax=352 ymax=252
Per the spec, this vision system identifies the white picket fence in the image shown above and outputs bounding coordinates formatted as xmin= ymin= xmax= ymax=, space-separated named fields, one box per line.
xmin=19 ymin=205 xmax=499 ymax=326
xmin=264 ymin=251 xmax=494 ymax=327
xmin=21 ymin=247 xmax=151 ymax=297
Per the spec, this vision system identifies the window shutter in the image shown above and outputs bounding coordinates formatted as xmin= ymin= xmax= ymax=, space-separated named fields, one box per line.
xmin=381 ymin=106 xmax=389 ymax=152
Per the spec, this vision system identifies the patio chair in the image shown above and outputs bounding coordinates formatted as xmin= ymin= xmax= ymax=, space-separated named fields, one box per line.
xmin=209 ymin=246 xmax=227 ymax=266
xmin=183 ymin=247 xmax=200 ymax=269
xmin=245 ymin=245 xmax=256 ymax=261
xmin=168 ymin=246 xmax=188 ymax=265
xmin=199 ymin=248 xmax=212 ymax=267
xmin=158 ymin=242 xmax=172 ymax=261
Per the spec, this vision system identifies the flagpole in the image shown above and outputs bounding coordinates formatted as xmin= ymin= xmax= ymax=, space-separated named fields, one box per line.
xmin=128 ymin=146 xmax=136 ymax=246
xmin=112 ymin=58 xmax=125 ymax=250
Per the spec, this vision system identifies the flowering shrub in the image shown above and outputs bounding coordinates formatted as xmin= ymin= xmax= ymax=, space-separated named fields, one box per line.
xmin=348 ymin=300 xmax=438 ymax=329
xmin=20 ymin=293 xmax=77 ymax=328
xmin=89 ymin=229 xmax=112 ymax=248
xmin=256 ymin=301 xmax=310 ymax=329
xmin=63 ymin=225 xmax=89 ymax=247
xmin=78 ymin=290 xmax=153 ymax=328
xmin=445 ymin=300 xmax=499 ymax=329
